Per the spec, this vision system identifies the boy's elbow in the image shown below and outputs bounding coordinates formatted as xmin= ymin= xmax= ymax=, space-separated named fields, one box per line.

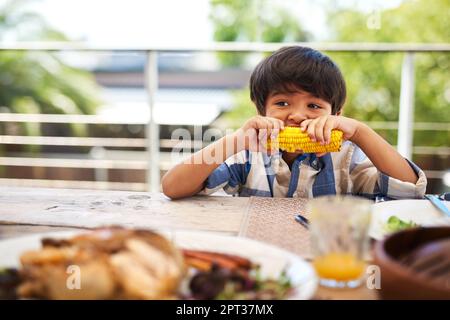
xmin=162 ymin=187 xmax=181 ymax=200
xmin=161 ymin=173 xmax=179 ymax=200
xmin=161 ymin=172 xmax=192 ymax=200
xmin=161 ymin=172 xmax=203 ymax=200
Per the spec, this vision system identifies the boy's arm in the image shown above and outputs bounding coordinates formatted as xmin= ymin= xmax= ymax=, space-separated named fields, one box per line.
xmin=161 ymin=132 xmax=241 ymax=199
xmin=162 ymin=116 xmax=284 ymax=199
xmin=350 ymin=123 xmax=418 ymax=184
xmin=300 ymin=115 xmax=418 ymax=184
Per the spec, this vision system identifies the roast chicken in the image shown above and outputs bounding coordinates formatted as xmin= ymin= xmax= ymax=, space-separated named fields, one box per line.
xmin=17 ymin=227 xmax=185 ymax=299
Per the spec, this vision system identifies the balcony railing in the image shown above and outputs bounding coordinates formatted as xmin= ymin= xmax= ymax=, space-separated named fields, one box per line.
xmin=1 ymin=42 xmax=449 ymax=192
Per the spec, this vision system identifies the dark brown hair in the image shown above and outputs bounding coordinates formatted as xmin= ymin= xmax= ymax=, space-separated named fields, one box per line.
xmin=249 ymin=46 xmax=346 ymax=115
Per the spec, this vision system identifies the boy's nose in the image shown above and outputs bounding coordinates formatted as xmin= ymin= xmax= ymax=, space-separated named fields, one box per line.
xmin=287 ymin=113 xmax=307 ymax=125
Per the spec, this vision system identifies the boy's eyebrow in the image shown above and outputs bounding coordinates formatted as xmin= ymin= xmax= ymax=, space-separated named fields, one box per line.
xmin=268 ymin=91 xmax=332 ymax=107
xmin=269 ymin=91 xmax=296 ymax=98
xmin=270 ymin=90 xmax=318 ymax=99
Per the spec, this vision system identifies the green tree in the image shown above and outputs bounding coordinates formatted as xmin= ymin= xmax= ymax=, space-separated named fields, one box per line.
xmin=328 ymin=0 xmax=450 ymax=193
xmin=0 ymin=0 xmax=101 ymax=141
xmin=210 ymin=0 xmax=310 ymax=67
xmin=326 ymin=0 xmax=450 ymax=148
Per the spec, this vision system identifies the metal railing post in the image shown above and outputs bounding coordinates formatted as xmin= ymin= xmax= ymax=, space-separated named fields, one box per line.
xmin=397 ymin=53 xmax=415 ymax=159
xmin=145 ymin=51 xmax=160 ymax=192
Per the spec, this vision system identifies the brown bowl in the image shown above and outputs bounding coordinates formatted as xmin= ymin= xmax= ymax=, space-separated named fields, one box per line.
xmin=373 ymin=226 xmax=450 ymax=300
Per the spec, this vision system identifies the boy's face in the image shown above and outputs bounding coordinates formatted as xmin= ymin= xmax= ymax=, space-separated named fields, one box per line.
xmin=265 ymin=89 xmax=338 ymax=126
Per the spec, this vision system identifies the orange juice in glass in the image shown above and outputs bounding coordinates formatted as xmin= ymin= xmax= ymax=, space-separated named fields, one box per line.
xmin=308 ymin=195 xmax=372 ymax=288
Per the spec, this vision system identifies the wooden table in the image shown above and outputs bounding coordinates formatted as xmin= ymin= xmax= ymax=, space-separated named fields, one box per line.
xmin=0 ymin=186 xmax=378 ymax=300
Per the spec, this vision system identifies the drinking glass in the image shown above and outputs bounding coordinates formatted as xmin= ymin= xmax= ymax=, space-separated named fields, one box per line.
xmin=308 ymin=195 xmax=372 ymax=288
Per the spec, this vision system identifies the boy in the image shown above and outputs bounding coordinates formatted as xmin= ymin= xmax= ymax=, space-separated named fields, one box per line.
xmin=162 ymin=46 xmax=427 ymax=199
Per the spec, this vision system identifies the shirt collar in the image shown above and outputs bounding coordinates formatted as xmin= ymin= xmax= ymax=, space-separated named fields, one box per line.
xmin=265 ymin=151 xmax=322 ymax=170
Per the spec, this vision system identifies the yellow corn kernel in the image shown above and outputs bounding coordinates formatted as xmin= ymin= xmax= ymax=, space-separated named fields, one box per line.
xmin=267 ymin=127 xmax=343 ymax=153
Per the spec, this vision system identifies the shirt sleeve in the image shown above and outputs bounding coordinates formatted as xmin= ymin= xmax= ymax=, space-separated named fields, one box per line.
xmin=349 ymin=145 xmax=427 ymax=199
xmin=197 ymin=150 xmax=250 ymax=196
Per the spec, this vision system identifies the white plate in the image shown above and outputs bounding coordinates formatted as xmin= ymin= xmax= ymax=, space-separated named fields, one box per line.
xmin=0 ymin=230 xmax=318 ymax=300
xmin=369 ymin=199 xmax=450 ymax=240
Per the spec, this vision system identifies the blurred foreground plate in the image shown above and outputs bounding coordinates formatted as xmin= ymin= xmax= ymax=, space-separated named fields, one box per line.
xmin=0 ymin=230 xmax=318 ymax=300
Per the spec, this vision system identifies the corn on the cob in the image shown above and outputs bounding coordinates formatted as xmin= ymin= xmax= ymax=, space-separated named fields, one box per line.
xmin=266 ymin=127 xmax=343 ymax=153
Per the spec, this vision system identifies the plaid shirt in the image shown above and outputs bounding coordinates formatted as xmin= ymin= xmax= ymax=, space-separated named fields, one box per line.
xmin=199 ymin=141 xmax=427 ymax=199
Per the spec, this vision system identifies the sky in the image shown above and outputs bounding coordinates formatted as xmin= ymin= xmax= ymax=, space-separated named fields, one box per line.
xmin=17 ymin=0 xmax=404 ymax=46
xmin=27 ymin=0 xmax=214 ymax=45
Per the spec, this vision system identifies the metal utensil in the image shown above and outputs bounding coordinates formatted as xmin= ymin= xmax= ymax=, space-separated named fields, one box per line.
xmin=294 ymin=214 xmax=310 ymax=229
xmin=438 ymin=192 xmax=450 ymax=201
xmin=424 ymin=194 xmax=450 ymax=218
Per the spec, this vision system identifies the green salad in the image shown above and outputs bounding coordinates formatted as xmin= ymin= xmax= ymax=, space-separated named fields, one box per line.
xmin=384 ymin=215 xmax=418 ymax=233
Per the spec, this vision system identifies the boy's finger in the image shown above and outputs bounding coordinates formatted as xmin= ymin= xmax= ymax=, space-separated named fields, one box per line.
xmin=258 ymin=128 xmax=268 ymax=145
xmin=262 ymin=119 xmax=274 ymax=132
xmin=259 ymin=119 xmax=272 ymax=137
xmin=306 ymin=120 xmax=317 ymax=142
xmin=270 ymin=128 xmax=280 ymax=142
xmin=271 ymin=118 xmax=283 ymax=130
xmin=267 ymin=118 xmax=280 ymax=130
xmin=245 ymin=128 xmax=258 ymax=151
xmin=267 ymin=139 xmax=278 ymax=154
xmin=256 ymin=119 xmax=267 ymax=130
xmin=255 ymin=130 xmax=266 ymax=152
xmin=315 ymin=117 xmax=328 ymax=144
xmin=300 ymin=119 xmax=311 ymax=131
xmin=267 ymin=116 xmax=283 ymax=126
xmin=265 ymin=118 xmax=274 ymax=128
xmin=265 ymin=119 xmax=275 ymax=135
xmin=323 ymin=119 xmax=335 ymax=144
xmin=258 ymin=127 xmax=268 ymax=137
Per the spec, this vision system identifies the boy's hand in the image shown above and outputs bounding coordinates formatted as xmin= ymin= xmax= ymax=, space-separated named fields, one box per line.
xmin=235 ymin=115 xmax=284 ymax=153
xmin=299 ymin=115 xmax=362 ymax=157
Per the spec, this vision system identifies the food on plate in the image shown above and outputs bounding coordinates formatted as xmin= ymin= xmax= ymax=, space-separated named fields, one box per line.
xmin=17 ymin=227 xmax=185 ymax=299
xmin=186 ymin=265 xmax=292 ymax=300
xmin=384 ymin=215 xmax=418 ymax=233
xmin=182 ymin=249 xmax=293 ymax=299
xmin=0 ymin=268 xmax=21 ymax=300
xmin=182 ymin=249 xmax=254 ymax=271
xmin=0 ymin=227 xmax=295 ymax=300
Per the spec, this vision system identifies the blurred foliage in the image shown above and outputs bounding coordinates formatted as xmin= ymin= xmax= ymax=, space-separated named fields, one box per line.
xmin=0 ymin=0 xmax=101 ymax=151
xmin=218 ymin=89 xmax=256 ymax=130
xmin=327 ymin=0 xmax=450 ymax=147
xmin=213 ymin=0 xmax=450 ymax=150
xmin=210 ymin=0 xmax=310 ymax=67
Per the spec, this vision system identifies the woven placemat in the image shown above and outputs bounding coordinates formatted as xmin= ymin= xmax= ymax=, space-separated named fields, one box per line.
xmin=239 ymin=197 xmax=312 ymax=259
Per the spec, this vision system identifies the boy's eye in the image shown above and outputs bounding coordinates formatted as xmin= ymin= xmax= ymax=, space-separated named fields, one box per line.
xmin=308 ymin=103 xmax=322 ymax=109
xmin=275 ymin=101 xmax=289 ymax=107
